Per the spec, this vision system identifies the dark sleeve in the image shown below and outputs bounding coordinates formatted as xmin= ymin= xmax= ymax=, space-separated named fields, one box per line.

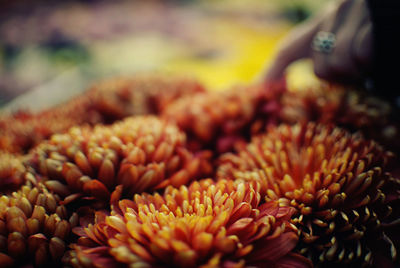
xmin=366 ymin=0 xmax=400 ymax=102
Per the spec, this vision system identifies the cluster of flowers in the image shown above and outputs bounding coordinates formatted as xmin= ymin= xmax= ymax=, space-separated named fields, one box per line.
xmin=0 ymin=75 xmax=205 ymax=154
xmin=0 ymin=76 xmax=399 ymax=268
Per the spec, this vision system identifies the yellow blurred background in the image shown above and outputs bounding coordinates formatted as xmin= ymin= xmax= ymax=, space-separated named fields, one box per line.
xmin=0 ymin=0 xmax=329 ymax=110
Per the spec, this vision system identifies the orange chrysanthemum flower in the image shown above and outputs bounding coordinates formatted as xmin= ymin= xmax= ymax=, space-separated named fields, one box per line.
xmin=0 ymin=180 xmax=77 ymax=267
xmin=162 ymin=84 xmax=282 ymax=153
xmin=0 ymin=152 xmax=26 ymax=193
xmin=217 ymin=123 xmax=400 ymax=267
xmin=27 ymin=116 xmax=212 ymax=204
xmin=280 ymin=84 xmax=400 ymax=153
xmin=66 ymin=179 xmax=311 ymax=268
xmin=91 ymin=74 xmax=205 ymax=119
xmin=0 ymin=91 xmax=103 ymax=154
xmin=0 ymin=75 xmax=204 ymax=154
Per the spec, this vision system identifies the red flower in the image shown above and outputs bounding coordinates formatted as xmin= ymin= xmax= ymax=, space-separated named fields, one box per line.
xmin=217 ymin=123 xmax=400 ymax=267
xmin=28 ymin=116 xmax=212 ymax=205
xmin=162 ymin=84 xmax=283 ymax=153
xmin=280 ymin=84 xmax=400 ymax=153
xmin=0 ymin=152 xmax=26 ymax=193
xmin=0 ymin=75 xmax=205 ymax=154
xmin=66 ymin=179 xmax=311 ymax=268
xmin=0 ymin=180 xmax=77 ymax=267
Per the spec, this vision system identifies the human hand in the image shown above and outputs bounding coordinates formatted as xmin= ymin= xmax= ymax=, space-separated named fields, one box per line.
xmin=265 ymin=0 xmax=373 ymax=85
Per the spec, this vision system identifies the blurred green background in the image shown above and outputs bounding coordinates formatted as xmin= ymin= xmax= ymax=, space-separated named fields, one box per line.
xmin=0 ymin=0 xmax=329 ymax=110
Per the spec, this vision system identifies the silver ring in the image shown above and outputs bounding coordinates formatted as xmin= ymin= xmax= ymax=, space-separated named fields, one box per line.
xmin=312 ymin=31 xmax=336 ymax=54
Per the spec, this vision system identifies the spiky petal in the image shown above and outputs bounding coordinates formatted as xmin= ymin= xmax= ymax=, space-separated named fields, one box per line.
xmin=280 ymin=84 xmax=400 ymax=153
xmin=66 ymin=179 xmax=311 ymax=268
xmin=217 ymin=123 xmax=400 ymax=267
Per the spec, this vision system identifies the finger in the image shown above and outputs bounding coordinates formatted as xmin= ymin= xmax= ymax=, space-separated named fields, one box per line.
xmin=333 ymin=0 xmax=370 ymax=77
xmin=265 ymin=14 xmax=324 ymax=82
xmin=353 ymin=23 xmax=373 ymax=68
xmin=323 ymin=0 xmax=355 ymax=33
xmin=312 ymin=0 xmax=358 ymax=80
xmin=351 ymin=0 xmax=373 ymax=72
xmin=313 ymin=0 xmax=370 ymax=82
